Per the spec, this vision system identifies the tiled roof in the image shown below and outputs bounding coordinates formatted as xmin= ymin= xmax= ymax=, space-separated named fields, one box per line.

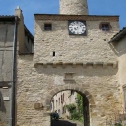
xmin=0 ymin=15 xmax=14 ymax=17
xmin=0 ymin=15 xmax=17 ymax=22
xmin=109 ymin=27 xmax=126 ymax=43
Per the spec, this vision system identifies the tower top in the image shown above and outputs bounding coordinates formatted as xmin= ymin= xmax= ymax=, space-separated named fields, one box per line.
xmin=60 ymin=0 xmax=89 ymax=15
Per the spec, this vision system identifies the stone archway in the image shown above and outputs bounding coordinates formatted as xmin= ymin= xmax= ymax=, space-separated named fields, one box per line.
xmin=44 ymin=84 xmax=95 ymax=126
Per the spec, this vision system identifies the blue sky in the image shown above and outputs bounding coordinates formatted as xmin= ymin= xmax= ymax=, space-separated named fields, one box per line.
xmin=0 ymin=0 xmax=126 ymax=34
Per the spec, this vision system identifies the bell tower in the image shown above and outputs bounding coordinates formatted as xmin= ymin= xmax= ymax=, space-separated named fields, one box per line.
xmin=60 ymin=0 xmax=89 ymax=15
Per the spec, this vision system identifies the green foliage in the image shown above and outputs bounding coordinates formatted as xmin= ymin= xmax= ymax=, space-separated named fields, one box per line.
xmin=66 ymin=93 xmax=84 ymax=123
xmin=71 ymin=111 xmax=84 ymax=122
xmin=66 ymin=104 xmax=76 ymax=113
xmin=77 ymin=94 xmax=83 ymax=114
xmin=114 ymin=122 xmax=123 ymax=126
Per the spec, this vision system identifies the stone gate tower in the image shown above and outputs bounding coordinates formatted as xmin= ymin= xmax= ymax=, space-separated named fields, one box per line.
xmin=16 ymin=0 xmax=123 ymax=126
xmin=60 ymin=0 xmax=89 ymax=15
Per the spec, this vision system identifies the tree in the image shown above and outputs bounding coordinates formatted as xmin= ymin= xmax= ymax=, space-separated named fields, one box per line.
xmin=66 ymin=104 xmax=76 ymax=113
xmin=66 ymin=94 xmax=84 ymax=122
xmin=77 ymin=94 xmax=83 ymax=114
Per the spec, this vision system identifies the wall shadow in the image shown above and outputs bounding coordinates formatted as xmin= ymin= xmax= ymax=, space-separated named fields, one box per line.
xmin=51 ymin=119 xmax=76 ymax=126
xmin=0 ymin=91 xmax=6 ymax=113
xmin=35 ymin=65 xmax=117 ymax=77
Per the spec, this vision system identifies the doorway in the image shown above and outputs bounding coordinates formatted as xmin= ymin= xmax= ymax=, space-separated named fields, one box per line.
xmin=50 ymin=90 xmax=90 ymax=126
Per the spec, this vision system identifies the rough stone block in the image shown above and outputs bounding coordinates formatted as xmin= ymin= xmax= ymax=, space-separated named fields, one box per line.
xmin=34 ymin=103 xmax=43 ymax=109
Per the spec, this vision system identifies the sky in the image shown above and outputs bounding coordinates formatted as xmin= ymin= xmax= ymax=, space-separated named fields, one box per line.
xmin=0 ymin=0 xmax=126 ymax=34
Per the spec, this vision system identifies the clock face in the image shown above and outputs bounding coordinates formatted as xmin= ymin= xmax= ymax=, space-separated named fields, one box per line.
xmin=68 ymin=21 xmax=86 ymax=35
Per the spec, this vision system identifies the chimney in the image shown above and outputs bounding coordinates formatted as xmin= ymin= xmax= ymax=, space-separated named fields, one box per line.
xmin=15 ymin=6 xmax=24 ymax=20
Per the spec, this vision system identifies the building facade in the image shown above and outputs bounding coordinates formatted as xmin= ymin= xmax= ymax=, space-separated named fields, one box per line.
xmin=0 ymin=15 xmax=16 ymax=126
xmin=0 ymin=7 xmax=33 ymax=126
xmin=109 ymin=27 xmax=126 ymax=112
xmin=16 ymin=0 xmax=125 ymax=126
xmin=51 ymin=90 xmax=77 ymax=118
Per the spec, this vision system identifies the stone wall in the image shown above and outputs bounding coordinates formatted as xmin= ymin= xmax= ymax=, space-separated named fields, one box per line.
xmin=34 ymin=20 xmax=119 ymax=63
xmin=111 ymin=36 xmax=126 ymax=86
xmin=109 ymin=35 xmax=126 ymax=112
xmin=60 ymin=0 xmax=89 ymax=15
xmin=14 ymin=15 xmax=123 ymax=126
xmin=16 ymin=55 xmax=122 ymax=126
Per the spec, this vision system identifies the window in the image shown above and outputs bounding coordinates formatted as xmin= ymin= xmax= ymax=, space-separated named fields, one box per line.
xmin=102 ymin=24 xmax=109 ymax=31
xmin=61 ymin=94 xmax=64 ymax=103
xmin=61 ymin=95 xmax=62 ymax=103
xmin=59 ymin=98 xmax=60 ymax=105
xmin=63 ymin=94 xmax=64 ymax=102
xmin=44 ymin=24 xmax=52 ymax=30
xmin=62 ymin=106 xmax=66 ymax=114
xmin=99 ymin=22 xmax=111 ymax=31
xmin=50 ymin=103 xmax=52 ymax=110
xmin=71 ymin=90 xmax=74 ymax=95
xmin=53 ymin=51 xmax=55 ymax=57
xmin=56 ymin=100 xmax=57 ymax=107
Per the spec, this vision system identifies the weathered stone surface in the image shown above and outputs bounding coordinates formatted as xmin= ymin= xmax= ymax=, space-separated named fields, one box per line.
xmin=34 ymin=20 xmax=119 ymax=64
xmin=60 ymin=0 xmax=89 ymax=15
xmin=0 ymin=121 xmax=7 ymax=126
xmin=16 ymin=55 xmax=122 ymax=126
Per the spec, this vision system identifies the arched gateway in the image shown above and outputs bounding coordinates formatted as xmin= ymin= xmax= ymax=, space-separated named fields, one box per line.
xmin=44 ymin=84 xmax=95 ymax=126
xmin=45 ymin=84 xmax=94 ymax=108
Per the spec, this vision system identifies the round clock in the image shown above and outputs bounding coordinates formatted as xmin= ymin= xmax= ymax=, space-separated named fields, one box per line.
xmin=69 ymin=21 xmax=86 ymax=35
